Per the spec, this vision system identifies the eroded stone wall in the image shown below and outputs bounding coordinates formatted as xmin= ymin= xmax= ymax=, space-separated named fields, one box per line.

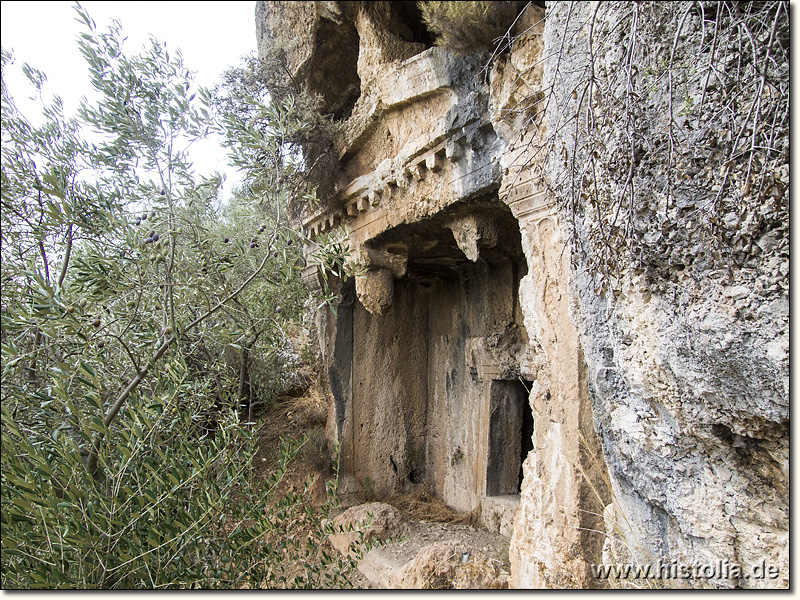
xmin=256 ymin=0 xmax=788 ymax=589
xmin=539 ymin=2 xmax=789 ymax=589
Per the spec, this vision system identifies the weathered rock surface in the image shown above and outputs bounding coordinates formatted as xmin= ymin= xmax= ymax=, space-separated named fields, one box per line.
xmin=389 ymin=540 xmax=508 ymax=589
xmin=329 ymin=507 xmax=511 ymax=589
xmin=354 ymin=267 xmax=394 ymax=315
xmin=541 ymin=2 xmax=789 ymax=589
xmin=257 ymin=0 xmax=788 ymax=589
xmin=328 ymin=502 xmax=410 ymax=557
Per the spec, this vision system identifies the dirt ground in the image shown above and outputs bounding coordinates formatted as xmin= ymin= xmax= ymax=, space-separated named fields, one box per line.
xmin=252 ymin=389 xmax=331 ymax=495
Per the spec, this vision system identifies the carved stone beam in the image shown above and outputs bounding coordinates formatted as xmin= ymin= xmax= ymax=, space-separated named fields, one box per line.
xmin=354 ymin=244 xmax=408 ymax=279
xmin=425 ymin=151 xmax=444 ymax=173
xmin=445 ymin=135 xmax=467 ymax=162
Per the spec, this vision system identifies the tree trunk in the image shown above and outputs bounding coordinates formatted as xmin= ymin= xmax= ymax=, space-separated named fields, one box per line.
xmin=237 ymin=346 xmax=250 ymax=417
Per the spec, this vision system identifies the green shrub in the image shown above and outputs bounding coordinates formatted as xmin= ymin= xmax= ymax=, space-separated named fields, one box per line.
xmin=214 ymin=52 xmax=342 ymax=212
xmin=0 ymin=3 xmax=370 ymax=588
xmin=1 ymin=396 xmax=370 ymax=588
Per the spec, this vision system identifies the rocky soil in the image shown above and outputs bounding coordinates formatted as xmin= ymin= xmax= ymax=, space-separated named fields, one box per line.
xmin=329 ymin=502 xmax=510 ymax=589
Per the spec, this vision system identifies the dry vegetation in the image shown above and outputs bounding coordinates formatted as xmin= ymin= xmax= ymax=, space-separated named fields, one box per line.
xmin=252 ymin=389 xmax=331 ymax=501
xmin=386 ymin=488 xmax=481 ymax=527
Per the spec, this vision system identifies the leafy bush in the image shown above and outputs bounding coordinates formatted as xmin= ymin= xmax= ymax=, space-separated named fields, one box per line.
xmin=2 ymin=396 xmax=369 ymax=588
xmin=418 ymin=1 xmax=519 ymax=54
xmin=1 ymin=3 xmax=367 ymax=588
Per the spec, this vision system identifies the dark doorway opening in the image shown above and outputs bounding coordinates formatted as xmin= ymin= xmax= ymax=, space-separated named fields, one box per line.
xmin=487 ymin=379 xmax=533 ymax=496
xmin=518 ymin=384 xmax=534 ymax=490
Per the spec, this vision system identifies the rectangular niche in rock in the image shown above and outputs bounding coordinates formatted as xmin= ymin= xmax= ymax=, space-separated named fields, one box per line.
xmin=486 ymin=379 xmax=534 ymax=496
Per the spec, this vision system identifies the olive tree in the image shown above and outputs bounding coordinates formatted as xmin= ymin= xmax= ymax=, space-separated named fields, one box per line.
xmin=1 ymin=4 xmax=366 ymax=589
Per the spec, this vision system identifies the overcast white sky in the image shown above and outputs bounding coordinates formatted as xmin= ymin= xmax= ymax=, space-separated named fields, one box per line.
xmin=1 ymin=0 xmax=258 ymax=197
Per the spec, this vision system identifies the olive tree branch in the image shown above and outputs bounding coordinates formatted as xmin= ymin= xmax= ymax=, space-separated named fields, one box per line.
xmin=86 ymin=231 xmax=279 ymax=476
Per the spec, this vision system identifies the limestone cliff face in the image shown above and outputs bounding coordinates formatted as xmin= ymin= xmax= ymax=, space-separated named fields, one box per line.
xmin=256 ymin=1 xmax=788 ymax=589
xmin=539 ymin=2 xmax=789 ymax=589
